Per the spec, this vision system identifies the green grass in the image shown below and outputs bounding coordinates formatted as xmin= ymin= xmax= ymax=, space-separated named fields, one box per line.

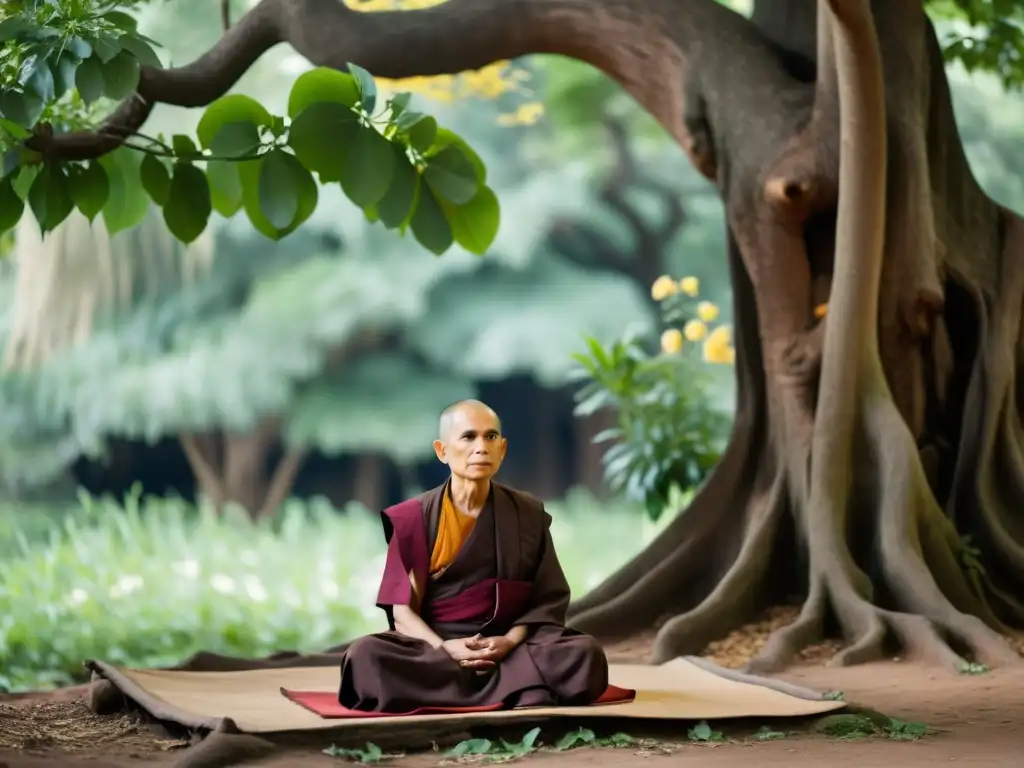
xmin=0 ymin=485 xmax=669 ymax=693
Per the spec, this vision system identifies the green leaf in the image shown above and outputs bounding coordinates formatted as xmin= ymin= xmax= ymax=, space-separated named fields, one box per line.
xmin=118 ymin=34 xmax=161 ymax=68
xmin=258 ymin=149 xmax=301 ymax=230
xmin=65 ymin=35 xmax=93 ymax=60
xmin=347 ymin=62 xmax=378 ymax=114
xmin=19 ymin=55 xmax=55 ymax=102
xmin=0 ymin=118 xmax=30 ymax=141
xmin=388 ymin=92 xmax=411 ymax=117
xmin=449 ymin=739 xmax=493 ymax=757
xmin=340 ymin=125 xmax=396 ymax=208
xmin=101 ymin=51 xmax=141 ymax=100
xmin=410 ymin=181 xmax=452 ymax=255
xmin=206 ymin=160 xmax=243 ymax=217
xmin=50 ymin=54 xmax=80 ymax=101
xmin=197 ymin=95 xmax=273 ymax=150
xmin=376 ymin=146 xmax=417 ymax=229
xmin=405 ymin=115 xmax=437 ymax=154
xmin=0 ymin=17 xmax=35 ymax=43
xmin=102 ymin=11 xmax=139 ymax=31
xmin=554 ymin=729 xmax=595 ymax=751
xmin=687 ymin=720 xmax=723 ymax=742
xmin=395 ymin=110 xmax=425 ymax=130
xmin=429 ymin=128 xmax=487 ymax=183
xmin=163 ymin=163 xmax=211 ymax=243
xmin=74 ymin=55 xmax=106 ymax=104
xmin=11 ymin=165 xmax=38 ymax=200
xmin=440 ymin=184 xmax=500 ymax=255
xmin=90 ymin=32 xmax=121 ymax=63
xmin=0 ymin=90 xmax=43 ymax=129
xmin=287 ymin=101 xmax=358 ymax=182
xmin=67 ymin=161 xmax=110 ymax=221
xmin=139 ymin=153 xmax=170 ymax=206
xmin=286 ymin=67 xmax=359 ymax=118
xmin=519 ymin=728 xmax=541 ymax=752
xmin=0 ymin=176 xmax=24 ymax=234
xmin=423 ymin=146 xmax=479 ymax=205
xmin=27 ymin=164 xmax=74 ymax=235
xmin=98 ymin=149 xmax=149 ymax=235
xmin=239 ymin=154 xmax=317 ymax=240
xmin=171 ymin=134 xmax=199 ymax=159
xmin=2 ymin=150 xmax=20 ymax=179
xmin=208 ymin=121 xmax=262 ymax=159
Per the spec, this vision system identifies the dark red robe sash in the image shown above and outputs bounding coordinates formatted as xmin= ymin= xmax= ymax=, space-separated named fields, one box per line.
xmin=422 ymin=578 xmax=533 ymax=626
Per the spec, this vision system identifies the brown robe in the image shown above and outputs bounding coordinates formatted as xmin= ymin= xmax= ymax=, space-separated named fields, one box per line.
xmin=337 ymin=481 xmax=609 ymax=713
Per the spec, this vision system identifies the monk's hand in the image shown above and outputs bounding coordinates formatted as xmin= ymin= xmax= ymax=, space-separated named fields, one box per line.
xmin=465 ymin=634 xmax=517 ymax=663
xmin=440 ymin=637 xmax=497 ymax=670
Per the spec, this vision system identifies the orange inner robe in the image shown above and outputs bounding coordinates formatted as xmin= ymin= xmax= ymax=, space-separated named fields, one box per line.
xmin=429 ymin=491 xmax=477 ymax=574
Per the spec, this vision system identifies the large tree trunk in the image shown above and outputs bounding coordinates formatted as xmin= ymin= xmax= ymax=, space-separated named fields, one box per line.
xmin=40 ymin=0 xmax=1024 ymax=669
xmin=568 ymin=0 xmax=1024 ymax=670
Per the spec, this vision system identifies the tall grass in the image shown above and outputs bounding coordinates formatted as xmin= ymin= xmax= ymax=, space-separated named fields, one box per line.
xmin=0 ymin=486 xmax=676 ymax=692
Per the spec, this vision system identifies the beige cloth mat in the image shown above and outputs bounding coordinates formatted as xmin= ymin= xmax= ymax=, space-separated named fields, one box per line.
xmin=87 ymin=656 xmax=843 ymax=734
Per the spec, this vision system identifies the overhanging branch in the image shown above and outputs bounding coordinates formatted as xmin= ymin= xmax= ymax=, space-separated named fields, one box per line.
xmin=25 ymin=0 xmax=754 ymax=162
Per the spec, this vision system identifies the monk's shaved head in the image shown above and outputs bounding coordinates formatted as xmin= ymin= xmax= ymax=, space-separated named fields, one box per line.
xmin=434 ymin=399 xmax=507 ymax=482
xmin=438 ymin=399 xmax=502 ymax=440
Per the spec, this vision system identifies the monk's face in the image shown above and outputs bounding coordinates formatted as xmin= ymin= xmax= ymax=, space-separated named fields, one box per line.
xmin=434 ymin=404 xmax=508 ymax=481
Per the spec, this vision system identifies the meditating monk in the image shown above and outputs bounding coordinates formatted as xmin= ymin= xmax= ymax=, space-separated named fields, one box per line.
xmin=338 ymin=399 xmax=609 ymax=713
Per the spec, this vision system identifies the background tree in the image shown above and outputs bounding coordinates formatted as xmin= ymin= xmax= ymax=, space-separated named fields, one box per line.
xmin=0 ymin=0 xmax=668 ymax=513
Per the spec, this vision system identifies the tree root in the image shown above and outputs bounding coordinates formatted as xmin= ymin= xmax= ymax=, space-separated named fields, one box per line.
xmin=740 ymin=380 xmax=1023 ymax=674
xmin=650 ymin=470 xmax=787 ymax=662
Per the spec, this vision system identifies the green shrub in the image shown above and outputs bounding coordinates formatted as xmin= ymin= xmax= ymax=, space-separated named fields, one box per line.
xmin=0 ymin=486 xmax=655 ymax=692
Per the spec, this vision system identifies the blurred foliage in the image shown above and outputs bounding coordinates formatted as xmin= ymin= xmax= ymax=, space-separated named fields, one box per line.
xmin=285 ymin=355 xmax=477 ymax=463
xmin=409 ymin=259 xmax=653 ymax=388
xmin=927 ymin=0 xmax=1024 ymax=90
xmin=571 ymin=277 xmax=734 ymax=520
xmin=0 ymin=485 xmax=657 ymax=692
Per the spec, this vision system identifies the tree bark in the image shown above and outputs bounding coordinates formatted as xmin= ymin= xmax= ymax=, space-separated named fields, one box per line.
xmin=31 ymin=0 xmax=1024 ymax=669
xmin=352 ymin=453 xmax=387 ymax=512
xmin=179 ymin=420 xmax=308 ymax=519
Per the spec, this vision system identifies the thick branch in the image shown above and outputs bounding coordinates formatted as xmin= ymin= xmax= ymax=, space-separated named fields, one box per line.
xmin=30 ymin=0 xmax=744 ymax=161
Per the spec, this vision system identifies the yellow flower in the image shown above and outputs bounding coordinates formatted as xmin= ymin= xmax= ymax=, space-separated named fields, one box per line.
xmin=696 ymin=301 xmax=719 ymax=322
xmin=702 ymin=325 xmax=735 ymax=365
xmin=651 ymin=275 xmax=678 ymax=302
xmin=683 ymin=320 xmax=707 ymax=341
xmin=705 ymin=345 xmax=736 ymax=365
xmin=814 ymin=303 xmax=828 ymax=319
xmin=660 ymin=328 xmax=684 ymax=355
xmin=679 ymin=276 xmax=700 ymax=296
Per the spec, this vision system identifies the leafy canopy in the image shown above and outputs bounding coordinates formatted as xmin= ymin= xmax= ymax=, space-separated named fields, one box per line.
xmin=927 ymin=0 xmax=1024 ymax=90
xmin=0 ymin=0 xmax=499 ymax=255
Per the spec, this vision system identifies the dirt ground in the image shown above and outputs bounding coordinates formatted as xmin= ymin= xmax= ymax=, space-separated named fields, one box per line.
xmin=2 ymin=607 xmax=1022 ymax=768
